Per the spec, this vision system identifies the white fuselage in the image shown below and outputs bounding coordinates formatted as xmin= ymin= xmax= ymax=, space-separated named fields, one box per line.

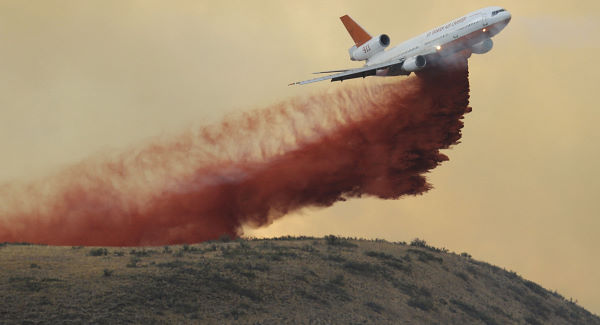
xmin=292 ymin=7 xmax=512 ymax=85
xmin=366 ymin=6 xmax=512 ymax=66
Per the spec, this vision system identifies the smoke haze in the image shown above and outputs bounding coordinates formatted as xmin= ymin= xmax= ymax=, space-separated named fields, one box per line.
xmin=0 ymin=61 xmax=470 ymax=246
xmin=2 ymin=0 xmax=600 ymax=315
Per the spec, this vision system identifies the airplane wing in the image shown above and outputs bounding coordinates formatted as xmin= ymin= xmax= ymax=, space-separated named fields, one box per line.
xmin=289 ymin=59 xmax=404 ymax=85
xmin=312 ymin=69 xmax=351 ymax=74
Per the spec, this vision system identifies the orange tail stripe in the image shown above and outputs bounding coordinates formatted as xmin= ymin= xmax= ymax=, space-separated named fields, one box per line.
xmin=340 ymin=15 xmax=371 ymax=47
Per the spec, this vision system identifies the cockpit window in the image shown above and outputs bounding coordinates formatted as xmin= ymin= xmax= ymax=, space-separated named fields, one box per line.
xmin=492 ymin=9 xmax=506 ymax=16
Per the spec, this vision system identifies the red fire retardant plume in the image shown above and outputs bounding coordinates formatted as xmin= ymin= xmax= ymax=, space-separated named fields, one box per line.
xmin=0 ymin=59 xmax=471 ymax=246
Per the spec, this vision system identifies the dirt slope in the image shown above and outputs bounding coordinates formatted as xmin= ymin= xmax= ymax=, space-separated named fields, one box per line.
xmin=1 ymin=237 xmax=598 ymax=324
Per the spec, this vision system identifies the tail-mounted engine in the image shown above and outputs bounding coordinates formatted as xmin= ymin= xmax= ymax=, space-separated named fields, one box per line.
xmin=348 ymin=34 xmax=390 ymax=61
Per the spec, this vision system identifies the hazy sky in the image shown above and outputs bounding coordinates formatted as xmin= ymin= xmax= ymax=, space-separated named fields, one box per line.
xmin=0 ymin=0 xmax=599 ymax=314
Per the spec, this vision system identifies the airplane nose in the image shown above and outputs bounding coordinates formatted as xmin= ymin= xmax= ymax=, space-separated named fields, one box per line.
xmin=504 ymin=11 xmax=512 ymax=23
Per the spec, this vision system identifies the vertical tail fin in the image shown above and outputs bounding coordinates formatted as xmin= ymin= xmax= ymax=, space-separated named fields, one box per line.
xmin=340 ymin=15 xmax=372 ymax=47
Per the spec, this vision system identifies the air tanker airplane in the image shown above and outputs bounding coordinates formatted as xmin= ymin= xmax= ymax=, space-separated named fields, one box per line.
xmin=291 ymin=6 xmax=511 ymax=85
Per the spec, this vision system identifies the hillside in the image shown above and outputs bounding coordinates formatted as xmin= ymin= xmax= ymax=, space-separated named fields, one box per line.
xmin=1 ymin=237 xmax=598 ymax=324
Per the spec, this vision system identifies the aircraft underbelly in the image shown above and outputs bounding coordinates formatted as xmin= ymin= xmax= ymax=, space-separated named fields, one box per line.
xmin=439 ymin=19 xmax=507 ymax=57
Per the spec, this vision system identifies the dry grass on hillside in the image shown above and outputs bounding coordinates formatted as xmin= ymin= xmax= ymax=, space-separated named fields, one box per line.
xmin=1 ymin=237 xmax=598 ymax=324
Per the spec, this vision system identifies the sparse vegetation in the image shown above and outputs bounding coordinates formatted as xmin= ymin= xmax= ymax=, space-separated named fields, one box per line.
xmin=408 ymin=295 xmax=435 ymax=311
xmin=0 ymin=237 xmax=597 ymax=324
xmin=390 ymin=277 xmax=418 ymax=296
xmin=522 ymin=294 xmax=551 ymax=319
xmin=324 ymin=235 xmax=358 ymax=248
xmin=271 ymin=235 xmax=316 ymax=241
xmin=87 ymin=248 xmax=108 ymax=256
xmin=410 ymin=238 xmax=428 ymax=247
xmin=9 ymin=276 xmax=62 ymax=293
xmin=129 ymin=249 xmax=156 ymax=257
xmin=178 ymin=244 xmax=203 ymax=254
xmin=300 ymin=244 xmax=316 ymax=252
xmin=343 ymin=261 xmax=388 ymax=278
xmin=264 ymin=251 xmax=297 ymax=261
xmin=9 ymin=276 xmax=42 ymax=292
xmin=329 ymin=274 xmax=345 ymax=287
xmin=223 ymin=262 xmax=270 ymax=273
xmin=523 ymin=279 xmax=549 ymax=297
xmin=383 ymin=259 xmax=411 ymax=272
xmin=220 ymin=243 xmax=257 ymax=259
xmin=211 ymin=274 xmax=261 ymax=302
xmin=455 ymin=271 xmax=469 ymax=281
xmin=524 ymin=316 xmax=543 ymax=325
xmin=466 ymin=264 xmax=480 ymax=277
xmin=156 ymin=260 xmax=193 ymax=269
xmin=126 ymin=256 xmax=141 ymax=268
xmin=224 ymin=263 xmax=256 ymax=279
xmin=409 ymin=238 xmax=449 ymax=253
xmin=365 ymin=250 xmax=394 ymax=260
xmin=365 ymin=250 xmax=410 ymax=273
xmin=450 ymin=299 xmax=498 ymax=325
xmin=365 ymin=301 xmax=385 ymax=314
xmin=315 ymin=274 xmax=352 ymax=302
xmin=407 ymin=248 xmax=443 ymax=263
xmin=323 ymin=254 xmax=346 ymax=263
xmin=218 ymin=234 xmax=231 ymax=242
xmin=405 ymin=285 xmax=434 ymax=312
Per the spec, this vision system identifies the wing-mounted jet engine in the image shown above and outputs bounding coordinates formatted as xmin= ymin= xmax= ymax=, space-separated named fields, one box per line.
xmin=472 ymin=39 xmax=493 ymax=54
